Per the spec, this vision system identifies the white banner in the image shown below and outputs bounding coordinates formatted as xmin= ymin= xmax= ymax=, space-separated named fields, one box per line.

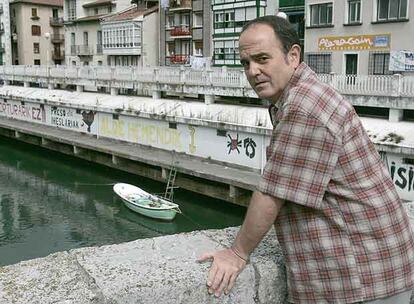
xmin=389 ymin=50 xmax=414 ymax=72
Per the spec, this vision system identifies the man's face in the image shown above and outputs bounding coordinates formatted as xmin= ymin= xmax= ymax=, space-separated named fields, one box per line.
xmin=239 ymin=23 xmax=299 ymax=103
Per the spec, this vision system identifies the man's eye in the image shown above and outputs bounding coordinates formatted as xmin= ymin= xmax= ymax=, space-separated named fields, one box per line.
xmin=257 ymin=57 xmax=268 ymax=63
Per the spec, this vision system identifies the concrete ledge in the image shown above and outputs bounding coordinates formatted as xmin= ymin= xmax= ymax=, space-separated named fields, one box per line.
xmin=1 ymin=205 xmax=413 ymax=303
xmin=0 ymin=227 xmax=287 ymax=304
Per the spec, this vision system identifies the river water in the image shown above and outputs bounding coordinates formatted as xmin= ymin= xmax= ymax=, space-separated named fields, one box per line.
xmin=0 ymin=137 xmax=245 ymax=266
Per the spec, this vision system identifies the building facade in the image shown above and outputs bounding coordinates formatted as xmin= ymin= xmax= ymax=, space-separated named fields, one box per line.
xmin=211 ymin=0 xmax=277 ymax=67
xmin=159 ymin=0 xmax=212 ymax=67
xmin=63 ymin=0 xmax=131 ymax=66
xmin=304 ymin=0 xmax=414 ymax=75
xmin=10 ymin=0 xmax=64 ymax=65
xmin=278 ymin=0 xmax=304 ymax=46
xmin=0 ymin=0 xmax=12 ymax=65
xmin=101 ymin=4 xmax=158 ymax=67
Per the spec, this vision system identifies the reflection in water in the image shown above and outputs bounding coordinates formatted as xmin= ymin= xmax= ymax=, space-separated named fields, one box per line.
xmin=0 ymin=137 xmax=245 ymax=266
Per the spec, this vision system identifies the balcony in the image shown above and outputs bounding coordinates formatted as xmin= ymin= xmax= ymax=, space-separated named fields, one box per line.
xmin=71 ymin=45 xmax=93 ymax=56
xmin=170 ymin=26 xmax=191 ymax=38
xmin=50 ymin=17 xmax=64 ymax=27
xmin=51 ymin=34 xmax=64 ymax=43
xmin=166 ymin=54 xmax=189 ymax=65
xmin=52 ymin=50 xmax=65 ymax=60
xmin=169 ymin=0 xmax=192 ymax=11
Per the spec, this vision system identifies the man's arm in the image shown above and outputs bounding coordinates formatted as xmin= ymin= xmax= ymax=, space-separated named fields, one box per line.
xmin=197 ymin=191 xmax=284 ymax=297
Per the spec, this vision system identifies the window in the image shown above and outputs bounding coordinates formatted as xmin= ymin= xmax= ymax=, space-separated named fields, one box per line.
xmin=83 ymin=32 xmax=88 ymax=46
xmin=33 ymin=43 xmax=39 ymax=54
xmin=348 ymin=0 xmax=361 ymax=23
xmin=167 ymin=14 xmax=175 ymax=28
xmin=194 ymin=41 xmax=203 ymax=56
xmin=193 ymin=12 xmax=202 ymax=27
xmin=368 ymin=52 xmax=394 ymax=75
xmin=31 ymin=8 xmax=38 ymax=17
xmin=310 ymin=3 xmax=333 ymax=26
xmin=377 ymin=0 xmax=408 ymax=21
xmin=305 ymin=53 xmax=332 ymax=73
xmin=52 ymin=8 xmax=58 ymax=18
xmin=31 ymin=25 xmax=41 ymax=36
xmin=94 ymin=8 xmax=99 ymax=15
xmin=67 ymin=0 xmax=76 ymax=21
xmin=34 ymin=59 xmax=41 ymax=65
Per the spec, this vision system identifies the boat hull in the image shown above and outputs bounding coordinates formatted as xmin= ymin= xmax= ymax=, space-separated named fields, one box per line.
xmin=121 ymin=198 xmax=177 ymax=221
xmin=113 ymin=183 xmax=179 ymax=221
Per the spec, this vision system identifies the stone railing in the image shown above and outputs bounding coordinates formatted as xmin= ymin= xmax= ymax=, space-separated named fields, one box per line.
xmin=1 ymin=65 xmax=414 ymax=99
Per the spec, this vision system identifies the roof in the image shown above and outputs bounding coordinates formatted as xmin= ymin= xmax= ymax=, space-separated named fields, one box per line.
xmin=75 ymin=14 xmax=107 ymax=22
xmin=102 ymin=5 xmax=158 ymax=22
xmin=11 ymin=0 xmax=63 ymax=6
xmin=83 ymin=0 xmax=113 ymax=8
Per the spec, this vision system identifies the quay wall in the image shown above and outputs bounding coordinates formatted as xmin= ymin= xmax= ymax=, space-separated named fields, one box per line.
xmin=0 ymin=203 xmax=413 ymax=304
xmin=1 ymin=86 xmax=414 ymax=202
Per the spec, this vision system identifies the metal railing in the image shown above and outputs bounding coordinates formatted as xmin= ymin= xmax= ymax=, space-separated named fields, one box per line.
xmin=52 ymin=50 xmax=65 ymax=60
xmin=51 ymin=34 xmax=65 ymax=43
xmin=170 ymin=26 xmax=191 ymax=36
xmin=1 ymin=65 xmax=414 ymax=98
xmin=50 ymin=17 xmax=64 ymax=26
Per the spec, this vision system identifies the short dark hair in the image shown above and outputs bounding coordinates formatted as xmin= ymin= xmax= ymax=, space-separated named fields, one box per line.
xmin=241 ymin=15 xmax=301 ymax=57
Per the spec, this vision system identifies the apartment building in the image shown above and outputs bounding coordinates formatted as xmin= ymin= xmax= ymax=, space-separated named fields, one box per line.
xmin=63 ymin=0 xmax=131 ymax=66
xmin=278 ymin=0 xmax=304 ymax=46
xmin=211 ymin=0 xmax=277 ymax=67
xmin=0 ymin=0 xmax=12 ymax=65
xmin=159 ymin=0 xmax=212 ymax=66
xmin=10 ymin=0 xmax=64 ymax=65
xmin=304 ymin=0 xmax=414 ymax=75
xmin=101 ymin=4 xmax=158 ymax=67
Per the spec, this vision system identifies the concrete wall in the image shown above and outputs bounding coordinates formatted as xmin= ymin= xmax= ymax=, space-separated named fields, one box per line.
xmin=0 ymin=227 xmax=288 ymax=304
xmin=142 ymin=11 xmax=159 ymax=67
xmin=0 ymin=204 xmax=413 ymax=303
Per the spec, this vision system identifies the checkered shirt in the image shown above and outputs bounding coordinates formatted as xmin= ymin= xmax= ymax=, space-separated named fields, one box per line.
xmin=258 ymin=63 xmax=414 ymax=303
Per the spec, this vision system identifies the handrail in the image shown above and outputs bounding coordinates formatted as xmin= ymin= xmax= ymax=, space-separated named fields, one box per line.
xmin=0 ymin=65 xmax=413 ymax=97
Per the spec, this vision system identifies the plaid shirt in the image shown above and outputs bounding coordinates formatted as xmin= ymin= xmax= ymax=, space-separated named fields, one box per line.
xmin=258 ymin=63 xmax=414 ymax=303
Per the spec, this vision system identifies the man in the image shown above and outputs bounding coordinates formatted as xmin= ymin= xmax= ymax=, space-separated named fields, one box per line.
xmin=198 ymin=16 xmax=414 ymax=303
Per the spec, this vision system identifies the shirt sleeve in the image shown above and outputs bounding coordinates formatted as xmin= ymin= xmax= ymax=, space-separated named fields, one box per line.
xmin=257 ymin=109 xmax=340 ymax=210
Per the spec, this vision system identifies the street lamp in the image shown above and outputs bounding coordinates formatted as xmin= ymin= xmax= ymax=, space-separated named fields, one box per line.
xmin=44 ymin=32 xmax=50 ymax=66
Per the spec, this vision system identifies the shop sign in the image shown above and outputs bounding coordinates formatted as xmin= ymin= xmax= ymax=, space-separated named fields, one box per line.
xmin=389 ymin=50 xmax=414 ymax=72
xmin=318 ymin=34 xmax=390 ymax=51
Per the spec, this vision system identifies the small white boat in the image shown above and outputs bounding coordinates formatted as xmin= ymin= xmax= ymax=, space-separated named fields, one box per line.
xmin=113 ymin=183 xmax=181 ymax=221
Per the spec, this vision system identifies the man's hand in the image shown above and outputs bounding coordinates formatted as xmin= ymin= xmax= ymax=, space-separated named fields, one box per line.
xmin=197 ymin=248 xmax=247 ymax=297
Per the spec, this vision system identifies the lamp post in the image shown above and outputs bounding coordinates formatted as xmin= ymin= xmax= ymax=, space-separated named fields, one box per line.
xmin=44 ymin=32 xmax=50 ymax=66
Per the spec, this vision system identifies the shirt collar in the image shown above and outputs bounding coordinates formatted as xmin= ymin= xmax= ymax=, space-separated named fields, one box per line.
xmin=273 ymin=62 xmax=313 ymax=108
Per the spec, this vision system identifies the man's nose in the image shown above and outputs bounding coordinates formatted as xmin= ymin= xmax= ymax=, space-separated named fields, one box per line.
xmin=247 ymin=62 xmax=261 ymax=77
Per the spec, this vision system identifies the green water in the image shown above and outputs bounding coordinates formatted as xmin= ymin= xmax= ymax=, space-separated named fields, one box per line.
xmin=0 ymin=137 xmax=245 ymax=267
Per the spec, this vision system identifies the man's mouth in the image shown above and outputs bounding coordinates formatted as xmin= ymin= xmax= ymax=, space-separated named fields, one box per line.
xmin=255 ymin=81 xmax=267 ymax=88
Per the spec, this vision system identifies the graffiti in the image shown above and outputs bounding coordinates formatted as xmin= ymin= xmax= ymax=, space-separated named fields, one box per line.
xmin=99 ymin=117 xmax=182 ymax=149
xmin=243 ymin=137 xmax=256 ymax=159
xmin=50 ymin=106 xmax=93 ymax=132
xmin=227 ymin=133 xmax=257 ymax=159
xmin=390 ymin=161 xmax=414 ymax=192
xmin=81 ymin=111 xmax=95 ymax=132
xmin=188 ymin=125 xmax=196 ymax=153
xmin=227 ymin=134 xmax=242 ymax=154
xmin=100 ymin=117 xmax=125 ymax=137
xmin=0 ymin=101 xmax=45 ymax=122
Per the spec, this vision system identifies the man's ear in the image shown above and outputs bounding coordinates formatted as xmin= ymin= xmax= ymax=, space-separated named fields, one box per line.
xmin=289 ymin=44 xmax=301 ymax=67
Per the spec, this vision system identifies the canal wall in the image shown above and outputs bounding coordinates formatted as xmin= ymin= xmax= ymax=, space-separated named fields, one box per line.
xmin=1 ymin=85 xmax=414 ymax=202
xmin=0 ymin=203 xmax=413 ymax=304
xmin=0 ymin=227 xmax=287 ymax=304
